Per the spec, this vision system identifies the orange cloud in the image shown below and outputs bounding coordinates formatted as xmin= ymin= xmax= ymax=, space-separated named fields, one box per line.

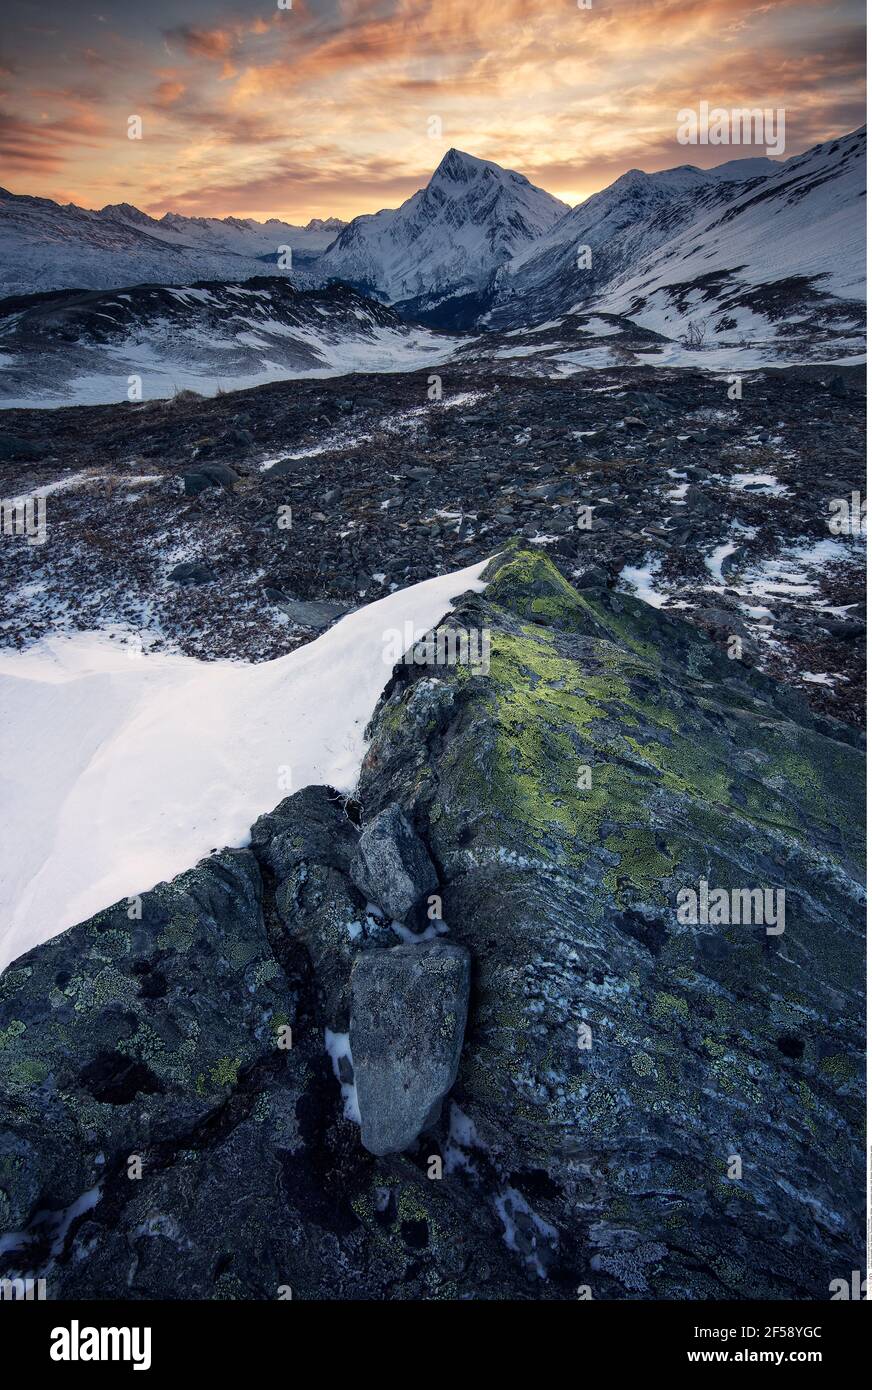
xmin=0 ymin=0 xmax=863 ymax=220
xmin=153 ymin=79 xmax=186 ymax=108
xmin=165 ymin=26 xmax=236 ymax=61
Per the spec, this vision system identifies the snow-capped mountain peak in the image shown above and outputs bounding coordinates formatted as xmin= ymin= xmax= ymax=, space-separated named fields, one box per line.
xmin=429 ymin=146 xmax=530 ymax=189
xmin=318 ymin=148 xmax=569 ymax=311
xmin=432 ymin=147 xmax=481 ymax=181
xmin=302 ymin=216 xmax=346 ymax=233
xmin=98 ymin=201 xmax=155 ymax=225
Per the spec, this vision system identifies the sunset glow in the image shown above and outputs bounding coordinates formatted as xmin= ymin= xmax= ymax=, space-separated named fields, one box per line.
xmin=0 ymin=0 xmax=866 ymax=220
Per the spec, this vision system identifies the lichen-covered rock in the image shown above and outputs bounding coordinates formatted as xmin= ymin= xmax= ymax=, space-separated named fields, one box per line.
xmin=349 ymin=802 xmax=438 ymax=921
xmin=350 ymin=941 xmax=470 ymax=1155
xmin=356 ymin=543 xmax=865 ymax=1298
xmin=0 ymin=849 xmax=297 ymax=1280
xmin=0 ymin=546 xmax=864 ymax=1300
xmin=254 ymin=784 xmax=395 ymax=1030
xmin=250 ymin=785 xmax=360 ymax=881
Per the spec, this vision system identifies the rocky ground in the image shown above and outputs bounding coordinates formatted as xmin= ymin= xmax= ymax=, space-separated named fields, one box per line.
xmin=0 ymin=548 xmax=864 ymax=1300
xmin=1 ymin=360 xmax=864 ymax=724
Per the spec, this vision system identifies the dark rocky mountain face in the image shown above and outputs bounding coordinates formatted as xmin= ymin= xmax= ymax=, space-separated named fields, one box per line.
xmin=0 ymin=548 xmax=863 ymax=1300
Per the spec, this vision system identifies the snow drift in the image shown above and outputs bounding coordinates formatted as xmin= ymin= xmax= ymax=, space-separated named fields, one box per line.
xmin=0 ymin=559 xmax=489 ymax=970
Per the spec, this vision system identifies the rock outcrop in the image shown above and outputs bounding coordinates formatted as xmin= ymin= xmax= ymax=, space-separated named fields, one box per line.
xmin=0 ymin=546 xmax=864 ymax=1300
xmin=351 ymin=941 xmax=470 ymax=1156
xmin=349 ymin=803 xmax=439 ymax=922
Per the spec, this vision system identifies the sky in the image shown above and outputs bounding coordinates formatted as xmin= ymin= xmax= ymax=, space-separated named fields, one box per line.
xmin=0 ymin=0 xmax=865 ymax=224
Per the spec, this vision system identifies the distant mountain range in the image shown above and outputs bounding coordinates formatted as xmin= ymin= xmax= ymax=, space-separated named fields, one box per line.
xmin=0 ymin=192 xmax=345 ymax=298
xmin=0 ymin=127 xmax=865 ymax=403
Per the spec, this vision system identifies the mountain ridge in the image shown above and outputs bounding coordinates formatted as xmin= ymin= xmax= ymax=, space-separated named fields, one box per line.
xmin=0 ymin=128 xmax=865 ymax=360
xmin=0 ymin=188 xmax=345 ymax=299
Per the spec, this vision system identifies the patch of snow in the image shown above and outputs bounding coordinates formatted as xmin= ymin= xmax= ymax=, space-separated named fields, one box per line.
xmin=494 ymin=1186 xmax=558 ymax=1279
xmin=741 ymin=536 xmax=864 ymax=603
xmin=576 ymin=315 xmax=622 ymax=336
xmin=324 ymin=1029 xmax=361 ymax=1124
xmin=504 ymin=319 xmax=564 ymax=336
xmin=705 ymin=542 xmax=738 ymax=585
xmin=390 ymin=918 xmax=448 ymax=943
xmin=619 ymin=558 xmax=669 ymax=607
xmin=493 ymin=342 xmax=562 ymax=359
xmin=0 ymin=558 xmax=489 ymax=969
xmin=0 ymin=1184 xmax=102 ymax=1270
xmin=444 ymin=1102 xmax=484 ymax=1176
xmin=549 ymin=346 xmax=621 ymax=373
xmin=31 ymin=472 xmax=93 ymax=498
xmin=728 ymin=473 xmax=788 ymax=496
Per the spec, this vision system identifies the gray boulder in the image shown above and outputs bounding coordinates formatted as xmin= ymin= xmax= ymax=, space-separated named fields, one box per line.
xmin=277 ymin=598 xmax=349 ymax=631
xmin=168 ymin=561 xmax=215 ymax=585
xmin=250 ymin=786 xmax=360 ymax=881
xmin=183 ymin=463 xmax=240 ymax=496
xmin=350 ymin=941 xmax=470 ymax=1155
xmin=349 ymin=803 xmax=438 ymax=921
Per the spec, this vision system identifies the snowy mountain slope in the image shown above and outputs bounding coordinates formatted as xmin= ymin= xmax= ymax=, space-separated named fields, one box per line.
xmin=588 ymin=126 xmax=866 ymax=352
xmin=318 ymin=148 xmax=568 ymax=312
xmin=0 ymin=558 xmax=489 ymax=969
xmin=485 ymin=127 xmax=865 ymax=359
xmin=484 ymin=156 xmax=783 ymax=330
xmin=0 ymin=279 xmax=464 ymax=407
xmin=0 ymin=188 xmax=345 ymax=298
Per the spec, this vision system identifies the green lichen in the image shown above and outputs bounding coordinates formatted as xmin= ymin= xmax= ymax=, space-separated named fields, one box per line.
xmin=67 ymin=966 xmax=139 ymax=1012
xmin=6 ymin=1057 xmax=49 ymax=1088
xmin=251 ymin=958 xmax=281 ymax=988
xmin=0 ymin=1019 xmax=26 ymax=1049
xmin=157 ymin=911 xmax=200 ymax=953
xmin=820 ymin=1053 xmax=854 ymax=1084
xmin=210 ymin=1056 xmax=242 ymax=1088
xmin=0 ymin=967 xmax=32 ymax=1002
xmin=652 ymin=992 xmax=690 ymax=1023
